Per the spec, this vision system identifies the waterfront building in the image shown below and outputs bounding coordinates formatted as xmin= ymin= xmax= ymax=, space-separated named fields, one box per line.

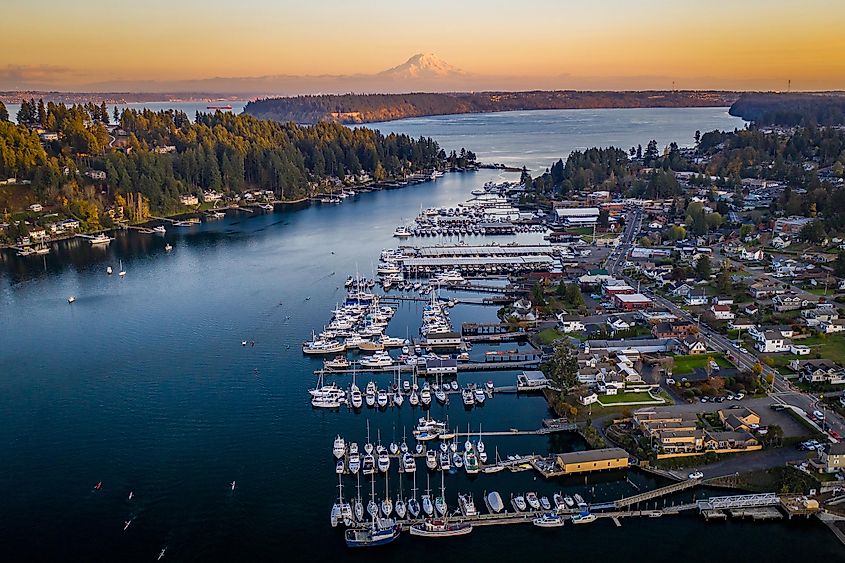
xmin=555 ymin=448 xmax=630 ymax=474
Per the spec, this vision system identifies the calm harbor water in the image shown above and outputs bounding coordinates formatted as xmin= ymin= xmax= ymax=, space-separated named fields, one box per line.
xmin=1 ymin=108 xmax=840 ymax=561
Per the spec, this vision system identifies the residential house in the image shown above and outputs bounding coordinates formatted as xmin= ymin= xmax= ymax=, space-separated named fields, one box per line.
xmin=816 ymin=443 xmax=845 ymax=473
xmin=685 ymin=292 xmax=709 ymax=306
xmin=557 ymin=314 xmax=585 ymax=333
xmin=671 ymin=283 xmax=694 ymax=298
xmin=749 ymin=281 xmax=785 ymax=299
xmin=86 ymin=170 xmax=106 ymax=180
xmin=180 ymin=194 xmax=199 ymax=206
xmin=712 ymin=296 xmax=735 ymax=306
xmin=756 ymin=330 xmax=791 ymax=353
xmin=740 ymin=247 xmax=764 ymax=261
xmin=652 ymin=320 xmax=696 ymax=339
xmin=512 ymin=298 xmax=535 ymax=321
xmin=729 ymin=317 xmax=755 ymax=331
xmin=606 ymin=316 xmax=631 ymax=333
xmin=773 ymin=293 xmax=806 ymax=312
xmin=820 ymin=319 xmax=845 ymax=334
xmin=789 ymin=359 xmax=845 ymax=385
xmin=801 ymin=304 xmax=839 ymax=328
xmin=718 ymin=407 xmax=760 ymax=431
xmin=681 ymin=335 xmax=707 ymax=355
xmin=710 ymin=304 xmax=735 ymax=321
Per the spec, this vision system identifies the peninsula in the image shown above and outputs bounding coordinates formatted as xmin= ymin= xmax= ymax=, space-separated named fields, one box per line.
xmin=243 ymin=90 xmax=741 ymax=125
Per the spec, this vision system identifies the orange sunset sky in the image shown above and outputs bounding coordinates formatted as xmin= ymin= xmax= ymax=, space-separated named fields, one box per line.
xmin=2 ymin=0 xmax=844 ymax=92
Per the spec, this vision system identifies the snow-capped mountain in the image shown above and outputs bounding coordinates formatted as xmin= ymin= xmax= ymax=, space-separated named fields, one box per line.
xmin=377 ymin=53 xmax=467 ymax=79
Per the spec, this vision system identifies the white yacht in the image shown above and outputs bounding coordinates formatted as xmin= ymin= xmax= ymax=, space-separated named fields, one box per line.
xmin=333 ymin=435 xmax=346 ymax=459
xmin=89 ymin=233 xmax=112 ymax=245
xmin=393 ymin=226 xmax=412 ymax=238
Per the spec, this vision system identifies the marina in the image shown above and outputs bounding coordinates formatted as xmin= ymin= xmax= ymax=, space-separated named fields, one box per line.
xmin=2 ymin=107 xmax=840 ymax=561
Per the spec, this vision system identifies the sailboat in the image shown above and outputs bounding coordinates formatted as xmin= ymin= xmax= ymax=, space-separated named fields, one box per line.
xmin=395 ymin=473 xmax=407 ymax=519
xmin=381 ymin=472 xmax=393 ymax=517
xmin=422 ymin=474 xmax=434 ymax=516
xmin=434 ymin=470 xmax=447 ymax=516
xmin=482 ymin=447 xmax=505 ymax=473
xmin=408 ymin=470 xmax=420 ymax=518
xmin=354 ymin=473 xmax=365 ymax=522
xmin=118 ymin=260 xmax=126 ymax=277
xmin=477 ymin=425 xmax=487 ymax=464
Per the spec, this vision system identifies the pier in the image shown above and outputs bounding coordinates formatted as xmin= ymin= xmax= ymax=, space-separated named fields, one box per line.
xmin=614 ymin=478 xmax=700 ymax=508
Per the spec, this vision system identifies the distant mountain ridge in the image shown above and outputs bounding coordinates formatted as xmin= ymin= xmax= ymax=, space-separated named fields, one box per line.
xmin=244 ymin=90 xmax=742 ymax=125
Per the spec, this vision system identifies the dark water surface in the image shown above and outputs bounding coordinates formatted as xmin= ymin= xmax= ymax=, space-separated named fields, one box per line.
xmin=1 ymin=109 xmax=840 ymax=561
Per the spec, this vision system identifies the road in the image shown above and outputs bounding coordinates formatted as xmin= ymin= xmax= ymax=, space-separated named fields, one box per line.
xmin=605 ymin=208 xmax=845 ymax=440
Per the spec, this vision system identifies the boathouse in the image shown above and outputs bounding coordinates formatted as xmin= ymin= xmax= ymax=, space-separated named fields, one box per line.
xmin=556 ymin=448 xmax=630 ymax=474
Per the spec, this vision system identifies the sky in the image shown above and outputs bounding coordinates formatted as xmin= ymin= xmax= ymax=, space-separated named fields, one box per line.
xmin=2 ymin=0 xmax=845 ymax=93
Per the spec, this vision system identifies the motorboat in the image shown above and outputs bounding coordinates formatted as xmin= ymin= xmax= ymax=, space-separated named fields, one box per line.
xmin=395 ymin=498 xmax=407 ymax=519
xmin=350 ymin=384 xmax=363 ymax=408
xmin=485 ymin=491 xmax=504 ymax=514
xmin=540 ymin=496 xmax=552 ymax=511
xmin=553 ymin=493 xmax=565 ymax=510
xmin=473 ymin=388 xmax=486 ymax=404
xmin=89 ymin=233 xmax=112 ymax=245
xmin=461 ymin=388 xmax=475 ymax=406
xmin=458 ymin=493 xmax=477 ymax=516
xmin=526 ymin=492 xmax=541 ymax=510
xmin=571 ymin=512 xmax=597 ymax=525
xmin=464 ymin=451 xmax=479 ymax=474
xmin=324 ymin=356 xmax=350 ymax=369
xmin=336 ymin=459 xmax=345 ymax=474
xmin=407 ymin=497 xmax=421 ymax=518
xmin=333 ymin=435 xmax=346 ymax=459
xmin=426 ymin=449 xmax=438 ymax=470
xmin=533 ymin=513 xmax=564 ymax=528
xmin=409 ymin=520 xmax=472 ymax=538
xmin=435 ymin=388 xmax=447 ymax=404
xmin=439 ymin=451 xmax=451 ymax=471
xmin=377 ymin=389 xmax=388 ymax=408
xmin=512 ymin=495 xmax=527 ymax=512
xmin=402 ymin=453 xmax=417 ymax=473
xmin=563 ymin=495 xmax=576 ymax=509
xmin=377 ymin=449 xmax=391 ymax=473
xmin=345 ymin=519 xmax=400 ymax=547
xmin=348 ymin=453 xmax=360 ymax=474
xmin=152 ymin=225 xmax=166 ymax=234
xmin=362 ymin=454 xmax=376 ymax=475
xmin=452 ymin=452 xmax=463 ymax=469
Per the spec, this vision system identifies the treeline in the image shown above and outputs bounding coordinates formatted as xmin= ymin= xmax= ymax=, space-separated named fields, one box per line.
xmin=730 ymin=93 xmax=845 ymax=126
xmin=0 ymin=100 xmax=462 ymax=231
xmin=245 ymin=91 xmax=741 ymax=124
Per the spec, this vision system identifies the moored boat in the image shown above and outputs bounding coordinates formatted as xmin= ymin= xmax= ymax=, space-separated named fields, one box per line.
xmin=409 ymin=519 xmax=473 ymax=538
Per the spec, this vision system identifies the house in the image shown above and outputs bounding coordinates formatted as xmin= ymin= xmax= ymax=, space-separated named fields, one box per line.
xmin=671 ymin=283 xmax=694 ymax=297
xmin=652 ymin=320 xmax=696 ymax=339
xmin=820 ymin=319 xmax=845 ymax=334
xmin=789 ymin=344 xmax=811 ymax=356
xmin=729 ymin=317 xmax=754 ymax=331
xmin=749 ymin=281 xmax=785 ymax=299
xmin=511 ymin=298 xmax=535 ymax=321
xmin=802 ymin=304 xmax=839 ymax=327
xmin=28 ymin=203 xmax=43 ymax=212
xmin=718 ymin=407 xmax=760 ymax=431
xmin=579 ymin=392 xmax=599 ymax=406
xmin=790 ymin=359 xmax=845 ymax=385
xmin=744 ymin=304 xmax=760 ymax=316
xmin=86 ymin=170 xmax=106 ymax=180
xmin=557 ymin=314 xmax=585 ymax=333
xmin=681 ymin=335 xmax=708 ymax=355
xmin=180 ymin=194 xmax=199 ymax=206
xmin=710 ymin=303 xmax=735 ymax=321
xmin=153 ymin=145 xmax=177 ymax=154
xmin=712 ymin=296 xmax=734 ymax=306
xmin=739 ymin=247 xmax=764 ymax=261
xmin=703 ymin=431 xmax=760 ymax=451
xmin=555 ymin=448 xmax=630 ymax=474
xmin=773 ymin=293 xmax=805 ymax=312
xmin=613 ymin=293 xmax=652 ymax=311
xmin=770 ymin=236 xmax=791 ymax=249
xmin=517 ymin=370 xmax=550 ymax=390
xmin=685 ymin=292 xmax=709 ymax=306
xmin=816 ymin=443 xmax=845 ymax=473
xmin=756 ymin=330 xmax=791 ymax=353
xmin=203 ymin=190 xmax=223 ymax=202
xmin=606 ymin=316 xmax=631 ymax=333
xmin=603 ymin=283 xmax=636 ymax=296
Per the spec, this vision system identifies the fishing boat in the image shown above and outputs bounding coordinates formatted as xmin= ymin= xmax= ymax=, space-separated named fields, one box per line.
xmin=485 ymin=491 xmax=504 ymax=514
xmin=533 ymin=513 xmax=564 ymax=528
xmin=345 ymin=519 xmax=400 ymax=548
xmin=409 ymin=520 xmax=473 ymax=538
xmin=512 ymin=495 xmax=527 ymax=512
xmin=571 ymin=512 xmax=597 ymax=525
xmin=526 ymin=492 xmax=541 ymax=510
xmin=458 ymin=493 xmax=477 ymax=516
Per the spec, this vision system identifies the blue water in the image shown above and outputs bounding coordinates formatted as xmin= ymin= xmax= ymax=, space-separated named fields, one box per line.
xmin=1 ymin=109 xmax=839 ymax=562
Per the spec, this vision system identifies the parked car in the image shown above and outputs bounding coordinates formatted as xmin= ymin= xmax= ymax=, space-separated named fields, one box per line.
xmin=829 ymin=430 xmax=841 ymax=440
xmin=813 ymin=410 xmax=825 ymax=420
xmin=700 ymin=397 xmax=708 ymax=403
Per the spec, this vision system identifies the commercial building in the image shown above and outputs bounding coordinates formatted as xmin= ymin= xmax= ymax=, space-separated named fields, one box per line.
xmin=555 ymin=448 xmax=630 ymax=474
xmin=613 ymin=293 xmax=653 ymax=311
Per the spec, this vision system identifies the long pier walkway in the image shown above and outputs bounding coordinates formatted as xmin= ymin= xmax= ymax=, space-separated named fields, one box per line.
xmin=614 ymin=478 xmax=700 ymax=508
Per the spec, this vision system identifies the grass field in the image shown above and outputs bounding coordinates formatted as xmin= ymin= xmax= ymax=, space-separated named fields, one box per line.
xmin=597 ymin=392 xmax=663 ymax=405
xmin=536 ymin=328 xmax=566 ymax=345
xmin=795 ymin=334 xmax=845 ymax=365
xmin=672 ymin=353 xmax=733 ymax=374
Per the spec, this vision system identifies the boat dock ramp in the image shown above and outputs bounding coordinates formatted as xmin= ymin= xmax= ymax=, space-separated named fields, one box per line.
xmin=314 ymin=359 xmax=540 ymax=377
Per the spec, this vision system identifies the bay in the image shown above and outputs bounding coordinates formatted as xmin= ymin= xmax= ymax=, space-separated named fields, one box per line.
xmin=1 ymin=108 xmax=839 ymax=562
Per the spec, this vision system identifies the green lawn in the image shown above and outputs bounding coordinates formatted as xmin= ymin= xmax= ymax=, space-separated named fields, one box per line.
xmin=672 ymin=353 xmax=733 ymax=374
xmin=795 ymin=334 xmax=845 ymax=365
xmin=536 ymin=328 xmax=565 ymax=345
xmin=804 ymin=287 xmax=842 ymax=296
xmin=597 ymin=392 xmax=664 ymax=405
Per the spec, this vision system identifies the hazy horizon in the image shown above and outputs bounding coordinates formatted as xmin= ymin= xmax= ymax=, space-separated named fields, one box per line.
xmin=3 ymin=0 xmax=845 ymax=94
